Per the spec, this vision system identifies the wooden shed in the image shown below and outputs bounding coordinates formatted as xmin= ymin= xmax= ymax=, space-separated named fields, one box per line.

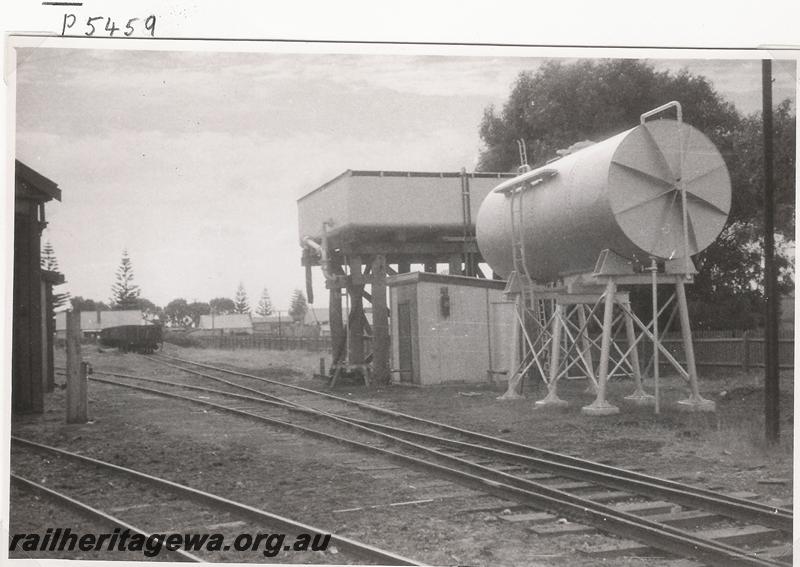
xmin=13 ymin=160 xmax=62 ymax=414
xmin=388 ymin=272 xmax=515 ymax=385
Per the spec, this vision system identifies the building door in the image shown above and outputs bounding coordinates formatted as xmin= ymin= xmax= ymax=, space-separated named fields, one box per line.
xmin=397 ymin=302 xmax=413 ymax=383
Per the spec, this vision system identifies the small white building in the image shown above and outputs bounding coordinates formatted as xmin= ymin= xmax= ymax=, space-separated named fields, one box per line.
xmin=197 ymin=313 xmax=253 ymax=335
xmin=387 ymin=272 xmax=514 ymax=385
xmin=55 ymin=310 xmax=147 ymax=339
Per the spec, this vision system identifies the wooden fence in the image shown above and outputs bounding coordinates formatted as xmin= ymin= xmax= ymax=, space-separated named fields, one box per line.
xmin=194 ymin=335 xmax=332 ymax=352
xmin=186 ymin=330 xmax=794 ymax=371
xmin=657 ymin=332 xmax=794 ymax=371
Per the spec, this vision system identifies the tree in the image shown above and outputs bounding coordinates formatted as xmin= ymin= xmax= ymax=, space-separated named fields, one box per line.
xmin=70 ymin=296 xmax=110 ymax=312
xmin=41 ymin=240 xmax=59 ymax=271
xmin=682 ymin=100 xmax=796 ymax=329
xmin=234 ymin=282 xmax=250 ymax=314
xmin=209 ymin=297 xmax=235 ymax=315
xmin=288 ymin=289 xmax=308 ymax=323
xmin=41 ymin=239 xmax=70 ymax=309
xmin=186 ymin=301 xmax=211 ymax=327
xmin=133 ymin=297 xmax=160 ymax=322
xmin=256 ymin=288 xmax=274 ymax=316
xmin=110 ymin=249 xmax=141 ymax=310
xmin=164 ymin=298 xmax=190 ymax=326
xmin=477 ymin=59 xmax=795 ymax=329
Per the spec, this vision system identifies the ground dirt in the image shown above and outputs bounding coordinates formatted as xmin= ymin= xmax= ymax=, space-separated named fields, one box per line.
xmin=8 ymin=344 xmax=794 ymax=566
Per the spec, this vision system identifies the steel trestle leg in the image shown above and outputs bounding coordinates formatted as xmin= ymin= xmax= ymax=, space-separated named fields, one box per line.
xmin=674 ymin=276 xmax=716 ymax=412
xmin=582 ymin=280 xmax=620 ymax=416
xmin=578 ymin=304 xmax=598 ymax=394
xmin=623 ymin=300 xmax=655 ymax=405
xmin=535 ymin=303 xmax=568 ymax=408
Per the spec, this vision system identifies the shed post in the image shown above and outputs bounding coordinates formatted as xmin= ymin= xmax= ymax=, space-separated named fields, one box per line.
xmin=65 ymin=310 xmax=88 ymax=423
xmin=371 ymin=255 xmax=390 ymax=384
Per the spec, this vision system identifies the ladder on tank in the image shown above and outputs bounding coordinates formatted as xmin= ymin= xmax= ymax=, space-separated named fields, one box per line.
xmin=498 ymin=168 xmax=555 ymax=399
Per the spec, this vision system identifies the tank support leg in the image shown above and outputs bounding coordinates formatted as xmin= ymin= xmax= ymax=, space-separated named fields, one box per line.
xmin=624 ymin=299 xmax=654 ymax=405
xmin=497 ymin=297 xmax=526 ymax=400
xmin=582 ymin=279 xmax=620 ymax=416
xmin=536 ymin=303 xmax=568 ymax=408
xmin=578 ymin=304 xmax=598 ymax=394
xmin=675 ymin=276 xmax=716 ymax=412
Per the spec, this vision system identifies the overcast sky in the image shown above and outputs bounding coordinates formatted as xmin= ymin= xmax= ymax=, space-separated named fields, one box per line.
xmin=14 ymin=47 xmax=797 ymax=311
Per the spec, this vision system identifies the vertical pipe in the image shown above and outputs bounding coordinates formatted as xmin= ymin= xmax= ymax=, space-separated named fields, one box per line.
xmin=763 ymin=59 xmax=780 ymax=442
xmin=652 ymin=260 xmax=660 ymax=414
xmin=508 ymin=301 xmax=521 ymax=385
xmin=484 ymin=289 xmax=493 ymax=379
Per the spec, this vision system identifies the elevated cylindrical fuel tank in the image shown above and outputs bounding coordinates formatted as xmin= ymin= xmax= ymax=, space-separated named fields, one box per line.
xmin=476 ymin=119 xmax=731 ymax=282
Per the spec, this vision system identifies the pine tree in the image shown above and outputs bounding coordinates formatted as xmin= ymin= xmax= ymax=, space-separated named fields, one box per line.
xmin=111 ymin=249 xmax=140 ymax=310
xmin=288 ymin=289 xmax=308 ymax=323
xmin=234 ymin=282 xmax=250 ymax=314
xmin=256 ymin=288 xmax=273 ymax=316
xmin=41 ymin=239 xmax=70 ymax=309
xmin=41 ymin=240 xmax=59 ymax=271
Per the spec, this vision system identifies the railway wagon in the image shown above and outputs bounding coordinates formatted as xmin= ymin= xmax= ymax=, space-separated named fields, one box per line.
xmin=99 ymin=325 xmax=162 ymax=354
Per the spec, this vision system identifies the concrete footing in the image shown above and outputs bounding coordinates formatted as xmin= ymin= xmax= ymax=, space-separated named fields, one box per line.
xmin=534 ymin=391 xmax=569 ymax=408
xmin=581 ymin=400 xmax=620 ymax=416
xmin=677 ymin=396 xmax=716 ymax=412
xmin=497 ymin=391 xmax=525 ymax=401
xmin=624 ymin=390 xmax=655 ymax=405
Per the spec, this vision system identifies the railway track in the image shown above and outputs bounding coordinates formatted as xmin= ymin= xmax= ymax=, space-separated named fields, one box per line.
xmin=11 ymin=436 xmax=424 ymax=565
xmin=77 ymin=351 xmax=793 ymax=566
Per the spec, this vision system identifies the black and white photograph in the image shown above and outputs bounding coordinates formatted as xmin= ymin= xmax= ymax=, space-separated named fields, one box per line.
xmin=4 ymin=15 xmax=798 ymax=567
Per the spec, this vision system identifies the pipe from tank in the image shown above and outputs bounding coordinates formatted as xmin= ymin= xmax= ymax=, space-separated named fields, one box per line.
xmin=301 ymin=235 xmax=335 ymax=283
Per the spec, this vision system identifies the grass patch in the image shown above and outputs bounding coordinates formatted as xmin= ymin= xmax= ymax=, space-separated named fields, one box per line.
xmin=162 ymin=344 xmax=323 ymax=377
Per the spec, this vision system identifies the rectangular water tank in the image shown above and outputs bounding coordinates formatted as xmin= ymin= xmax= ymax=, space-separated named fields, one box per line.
xmin=297 ymin=170 xmax=514 ymax=243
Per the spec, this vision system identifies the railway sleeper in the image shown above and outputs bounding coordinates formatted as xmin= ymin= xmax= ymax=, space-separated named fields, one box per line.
xmin=582 ymin=525 xmax=786 ymax=560
xmin=530 ymin=510 xmax=726 ymax=537
xmin=500 ymin=500 xmax=677 ymax=523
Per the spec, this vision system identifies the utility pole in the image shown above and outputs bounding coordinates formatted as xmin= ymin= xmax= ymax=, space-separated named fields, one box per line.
xmin=762 ymin=59 xmax=779 ymax=443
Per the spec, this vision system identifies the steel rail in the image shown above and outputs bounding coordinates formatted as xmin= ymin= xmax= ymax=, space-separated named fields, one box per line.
xmin=152 ymin=354 xmax=791 ymax=522
xmin=106 ymin=363 xmax=791 ymax=532
xmin=12 ymin=437 xmax=425 ymax=567
xmin=89 ymin=373 xmax=784 ymax=567
xmin=10 ymin=474 xmax=203 ymax=562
